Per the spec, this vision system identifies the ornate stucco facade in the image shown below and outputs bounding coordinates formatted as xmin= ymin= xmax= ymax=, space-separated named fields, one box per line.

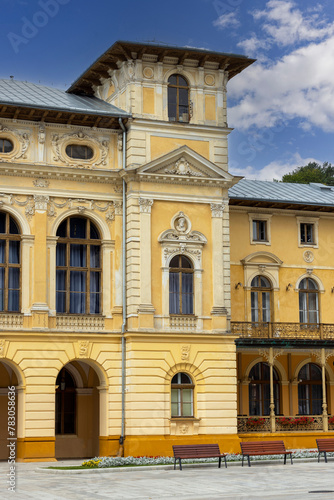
xmin=1 ymin=42 xmax=334 ymax=462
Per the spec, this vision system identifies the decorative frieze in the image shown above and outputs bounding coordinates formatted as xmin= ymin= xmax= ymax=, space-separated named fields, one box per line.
xmin=33 ymin=178 xmax=49 ymax=188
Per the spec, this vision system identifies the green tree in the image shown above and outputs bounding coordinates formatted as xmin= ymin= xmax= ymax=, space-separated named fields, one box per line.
xmin=281 ymin=162 xmax=334 ymax=185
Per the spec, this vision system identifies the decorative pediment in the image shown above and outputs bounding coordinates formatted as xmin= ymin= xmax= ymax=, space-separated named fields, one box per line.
xmin=136 ymin=146 xmax=239 ymax=186
xmin=158 ymin=211 xmax=207 ymax=268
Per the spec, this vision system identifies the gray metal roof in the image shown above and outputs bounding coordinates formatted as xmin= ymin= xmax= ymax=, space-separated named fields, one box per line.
xmin=0 ymin=79 xmax=129 ymax=117
xmin=229 ymin=179 xmax=334 ymax=207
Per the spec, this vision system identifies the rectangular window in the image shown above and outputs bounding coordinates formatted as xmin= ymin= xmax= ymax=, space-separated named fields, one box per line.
xmin=253 ymin=220 xmax=267 ymax=242
xmin=300 ymin=223 xmax=314 ymax=244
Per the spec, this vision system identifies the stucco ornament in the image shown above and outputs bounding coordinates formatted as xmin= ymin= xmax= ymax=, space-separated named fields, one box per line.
xmin=303 ymin=250 xmax=314 ymax=263
xmin=181 ymin=345 xmax=191 ymax=361
xmin=51 ymin=130 xmax=109 ymax=168
xmin=159 ymin=212 xmax=207 ymax=266
xmin=164 ymin=157 xmax=205 ymax=177
xmin=0 ymin=123 xmax=30 ymax=160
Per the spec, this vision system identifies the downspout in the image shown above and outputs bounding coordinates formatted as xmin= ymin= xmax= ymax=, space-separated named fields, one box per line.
xmin=118 ymin=117 xmax=127 ymax=456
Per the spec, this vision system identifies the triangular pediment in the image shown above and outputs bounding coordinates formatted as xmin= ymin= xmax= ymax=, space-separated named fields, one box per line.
xmin=136 ymin=146 xmax=239 ymax=185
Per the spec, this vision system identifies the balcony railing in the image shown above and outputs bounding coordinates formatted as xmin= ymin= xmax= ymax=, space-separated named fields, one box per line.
xmin=169 ymin=315 xmax=197 ymax=331
xmin=0 ymin=313 xmax=24 ymax=329
xmin=238 ymin=415 xmax=327 ymax=433
xmin=56 ymin=315 xmax=105 ymax=331
xmin=231 ymin=322 xmax=334 ymax=340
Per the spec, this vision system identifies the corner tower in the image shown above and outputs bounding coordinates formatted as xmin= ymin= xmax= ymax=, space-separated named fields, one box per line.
xmin=68 ymin=41 xmax=254 ymax=171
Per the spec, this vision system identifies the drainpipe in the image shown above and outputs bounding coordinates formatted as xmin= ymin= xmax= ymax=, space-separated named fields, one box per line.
xmin=118 ymin=117 xmax=127 ymax=456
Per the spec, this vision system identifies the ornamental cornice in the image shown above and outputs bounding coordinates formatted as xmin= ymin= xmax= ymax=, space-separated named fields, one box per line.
xmin=0 ymin=163 xmax=121 ymax=185
xmin=136 ymin=173 xmax=231 ymax=188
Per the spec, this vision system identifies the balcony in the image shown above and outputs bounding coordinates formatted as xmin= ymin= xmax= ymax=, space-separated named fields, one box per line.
xmin=231 ymin=322 xmax=334 ymax=340
xmin=237 ymin=415 xmax=334 ymax=433
xmin=56 ymin=315 xmax=105 ymax=331
xmin=0 ymin=313 xmax=24 ymax=329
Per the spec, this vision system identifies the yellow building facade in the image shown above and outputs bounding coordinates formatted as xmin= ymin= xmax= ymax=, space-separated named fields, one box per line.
xmin=0 ymin=41 xmax=333 ymax=462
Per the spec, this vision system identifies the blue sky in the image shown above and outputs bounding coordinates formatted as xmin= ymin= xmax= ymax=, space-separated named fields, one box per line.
xmin=0 ymin=0 xmax=333 ymax=180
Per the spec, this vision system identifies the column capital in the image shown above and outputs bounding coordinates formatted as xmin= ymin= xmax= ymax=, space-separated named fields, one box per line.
xmin=210 ymin=202 xmax=225 ymax=218
xmin=139 ymin=198 xmax=154 ymax=213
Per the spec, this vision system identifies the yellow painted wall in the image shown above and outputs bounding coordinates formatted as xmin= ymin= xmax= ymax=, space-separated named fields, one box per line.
xmin=143 ymin=87 xmax=155 ymax=115
xmin=205 ymin=95 xmax=216 ymax=121
xmin=150 ymin=136 xmax=210 ymax=161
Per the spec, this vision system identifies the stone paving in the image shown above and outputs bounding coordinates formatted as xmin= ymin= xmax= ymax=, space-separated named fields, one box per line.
xmin=1 ymin=459 xmax=334 ymax=499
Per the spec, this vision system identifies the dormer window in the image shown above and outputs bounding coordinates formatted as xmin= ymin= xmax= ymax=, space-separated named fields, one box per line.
xmin=0 ymin=138 xmax=14 ymax=154
xmin=65 ymin=144 xmax=94 ymax=160
xmin=168 ymin=75 xmax=189 ymax=123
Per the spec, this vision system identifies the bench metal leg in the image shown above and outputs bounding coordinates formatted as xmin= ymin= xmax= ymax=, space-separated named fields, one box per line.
xmin=324 ymin=451 xmax=327 ymax=464
xmin=318 ymin=452 xmax=321 ymax=463
xmin=242 ymin=455 xmax=244 ymax=467
xmin=218 ymin=457 xmax=221 ymax=469
xmin=248 ymin=455 xmax=251 ymax=467
xmin=224 ymin=455 xmax=227 ymax=469
xmin=284 ymin=454 xmax=286 ymax=465
xmin=179 ymin=458 xmax=182 ymax=470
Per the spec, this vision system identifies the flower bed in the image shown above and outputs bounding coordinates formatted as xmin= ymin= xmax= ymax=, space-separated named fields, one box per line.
xmin=81 ymin=449 xmax=328 ymax=468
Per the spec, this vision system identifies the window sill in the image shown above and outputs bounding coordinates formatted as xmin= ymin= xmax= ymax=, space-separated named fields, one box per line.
xmin=170 ymin=417 xmax=200 ymax=422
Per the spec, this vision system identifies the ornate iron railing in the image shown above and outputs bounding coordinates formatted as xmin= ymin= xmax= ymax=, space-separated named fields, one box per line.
xmin=231 ymin=322 xmax=334 ymax=340
xmin=275 ymin=415 xmax=323 ymax=432
xmin=237 ymin=416 xmax=271 ymax=433
xmin=238 ymin=415 xmax=325 ymax=433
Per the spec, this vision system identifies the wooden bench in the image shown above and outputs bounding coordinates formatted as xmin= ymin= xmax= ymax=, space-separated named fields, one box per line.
xmin=240 ymin=440 xmax=293 ymax=467
xmin=316 ymin=438 xmax=334 ymax=463
xmin=172 ymin=444 xmax=227 ymax=470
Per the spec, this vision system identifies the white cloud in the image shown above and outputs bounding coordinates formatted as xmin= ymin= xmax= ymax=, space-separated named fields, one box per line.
xmin=213 ymin=12 xmax=240 ymax=30
xmin=229 ymin=153 xmax=320 ymax=181
xmin=228 ymin=35 xmax=334 ymax=132
xmin=252 ymin=0 xmax=334 ymax=47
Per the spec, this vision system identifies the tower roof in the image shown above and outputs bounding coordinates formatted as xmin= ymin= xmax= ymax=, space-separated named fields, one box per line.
xmin=68 ymin=40 xmax=256 ymax=95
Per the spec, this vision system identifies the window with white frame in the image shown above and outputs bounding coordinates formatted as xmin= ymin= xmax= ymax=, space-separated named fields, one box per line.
xmin=297 ymin=217 xmax=319 ymax=248
xmin=171 ymin=372 xmax=194 ymax=417
xmin=249 ymin=214 xmax=272 ymax=245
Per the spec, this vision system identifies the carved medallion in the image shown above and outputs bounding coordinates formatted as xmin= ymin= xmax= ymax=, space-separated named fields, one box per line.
xmin=143 ymin=67 xmax=154 ymax=79
xmin=204 ymin=74 xmax=215 ymax=86
xmin=181 ymin=345 xmax=190 ymax=360
xmin=303 ymin=250 xmax=314 ymax=263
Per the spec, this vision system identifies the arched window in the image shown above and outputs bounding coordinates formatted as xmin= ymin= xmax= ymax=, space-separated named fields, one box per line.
xmin=249 ymin=362 xmax=280 ymax=416
xmin=56 ymin=217 xmax=101 ymax=314
xmin=299 ymin=278 xmax=319 ymax=324
xmin=169 ymin=255 xmax=193 ymax=315
xmin=56 ymin=368 xmax=76 ymax=434
xmin=298 ymin=363 xmax=323 ymax=415
xmin=0 ymin=212 xmax=20 ymax=312
xmin=251 ymin=276 xmax=271 ymax=322
xmin=0 ymin=138 xmax=14 ymax=153
xmin=171 ymin=372 xmax=194 ymax=417
xmin=168 ymin=74 xmax=189 ymax=122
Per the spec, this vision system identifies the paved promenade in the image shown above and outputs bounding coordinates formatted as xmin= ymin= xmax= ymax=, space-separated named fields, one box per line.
xmin=1 ymin=459 xmax=334 ymax=499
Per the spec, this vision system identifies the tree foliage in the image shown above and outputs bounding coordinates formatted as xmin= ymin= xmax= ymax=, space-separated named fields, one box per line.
xmin=281 ymin=162 xmax=334 ymax=185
